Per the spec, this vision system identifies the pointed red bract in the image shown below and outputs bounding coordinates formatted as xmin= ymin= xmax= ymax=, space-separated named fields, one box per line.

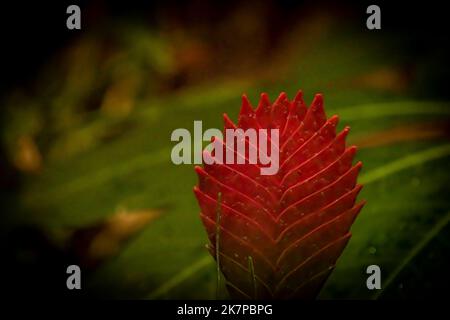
xmin=194 ymin=91 xmax=365 ymax=299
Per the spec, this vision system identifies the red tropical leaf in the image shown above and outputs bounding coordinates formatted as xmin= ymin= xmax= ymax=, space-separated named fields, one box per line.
xmin=194 ymin=91 xmax=365 ymax=299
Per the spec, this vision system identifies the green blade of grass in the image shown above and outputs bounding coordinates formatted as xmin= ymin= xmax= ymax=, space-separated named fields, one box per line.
xmin=147 ymin=255 xmax=213 ymax=299
xmin=359 ymin=143 xmax=450 ymax=184
xmin=372 ymin=211 xmax=450 ymax=300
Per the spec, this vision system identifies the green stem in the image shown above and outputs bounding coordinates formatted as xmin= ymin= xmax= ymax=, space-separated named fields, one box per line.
xmin=248 ymin=256 xmax=257 ymax=299
xmin=215 ymin=192 xmax=222 ymax=299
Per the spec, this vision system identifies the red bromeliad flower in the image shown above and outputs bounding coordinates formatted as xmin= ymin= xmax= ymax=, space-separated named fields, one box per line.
xmin=194 ymin=91 xmax=365 ymax=299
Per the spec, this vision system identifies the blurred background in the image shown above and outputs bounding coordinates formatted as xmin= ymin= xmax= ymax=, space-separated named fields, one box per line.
xmin=0 ymin=0 xmax=449 ymax=299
